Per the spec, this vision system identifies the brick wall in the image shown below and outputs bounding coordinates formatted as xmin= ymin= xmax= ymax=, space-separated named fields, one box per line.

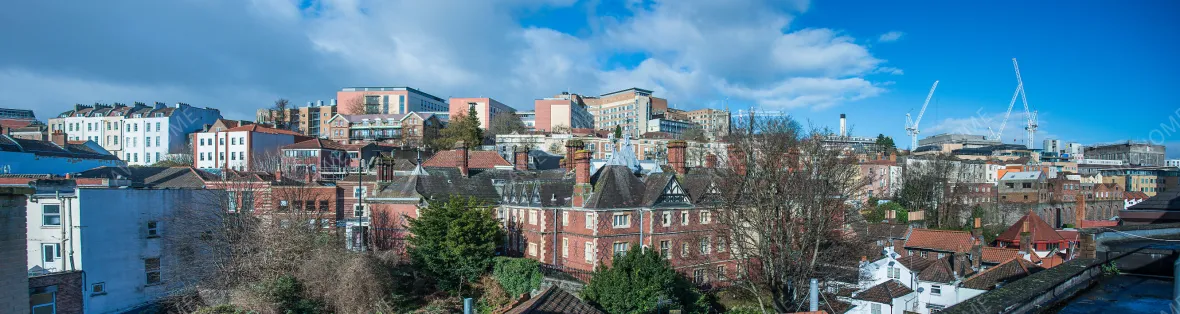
xmin=29 ymin=271 xmax=83 ymax=314
xmin=0 ymin=187 xmax=30 ymax=313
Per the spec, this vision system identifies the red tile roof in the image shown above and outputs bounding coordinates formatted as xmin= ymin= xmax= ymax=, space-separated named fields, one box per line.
xmin=996 ymin=212 xmax=1066 ymax=244
xmin=853 ymin=280 xmax=913 ymax=304
xmin=423 ymin=149 xmax=511 ymax=169
xmin=0 ymin=119 xmax=34 ymax=129
xmin=904 ymin=229 xmax=975 ymax=253
xmin=981 ymin=247 xmax=1021 ymax=264
xmin=1080 ymin=220 xmax=1119 ymax=228
xmin=961 ymin=257 xmax=1043 ymax=290
xmin=1124 ymin=191 xmax=1149 ymax=200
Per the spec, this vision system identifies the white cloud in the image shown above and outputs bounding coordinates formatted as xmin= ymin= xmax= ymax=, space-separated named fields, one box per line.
xmin=0 ymin=0 xmax=896 ymax=119
xmin=878 ymin=31 xmax=904 ymax=43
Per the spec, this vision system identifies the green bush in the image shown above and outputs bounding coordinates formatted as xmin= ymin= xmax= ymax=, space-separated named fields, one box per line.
xmin=492 ymin=257 xmax=543 ymax=298
xmin=255 ymin=275 xmax=322 ymax=314
xmin=407 ymin=197 xmax=504 ymax=291
xmin=581 ymin=247 xmax=702 ymax=314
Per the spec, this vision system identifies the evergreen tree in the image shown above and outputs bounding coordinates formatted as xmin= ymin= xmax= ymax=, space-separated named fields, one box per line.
xmin=582 ymin=247 xmax=703 ymax=314
xmin=875 ymin=134 xmax=897 ymax=152
xmin=435 ymin=108 xmax=485 ymax=150
xmin=614 ymin=125 xmax=622 ymax=139
xmin=407 ymin=197 xmax=503 ymax=291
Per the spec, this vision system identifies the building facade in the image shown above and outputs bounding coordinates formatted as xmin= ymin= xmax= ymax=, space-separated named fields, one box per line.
xmin=193 ymin=125 xmax=310 ymax=172
xmin=336 ymin=87 xmax=449 ymax=115
xmin=686 ymin=108 xmax=730 ymax=140
xmin=533 ymin=96 xmax=593 ymax=132
xmin=1084 ymin=142 xmax=1166 ymax=166
xmin=0 ymin=186 xmax=31 ymax=314
xmin=449 ymin=97 xmax=516 ymax=130
xmin=324 ymin=112 xmax=442 ymax=148
xmin=49 ymin=102 xmax=221 ymax=165
xmin=581 ymin=88 xmax=668 ymax=137
xmin=645 ymin=118 xmax=695 ymax=137
xmin=256 ymin=100 xmax=337 ymax=138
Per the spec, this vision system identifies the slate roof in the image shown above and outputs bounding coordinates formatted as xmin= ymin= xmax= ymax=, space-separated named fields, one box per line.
xmin=852 ymin=280 xmax=913 ymax=304
xmin=372 ymin=167 xmax=512 ymax=204
xmin=500 ymin=171 xmax=575 ymax=207
xmin=283 ymin=138 xmax=349 ymax=150
xmin=1127 ymin=189 xmax=1180 ymax=210
xmin=904 ymin=229 xmax=974 ymax=253
xmin=76 ymin=166 xmax=210 ymax=189
xmin=505 ymin=286 xmax=603 ymax=314
xmin=1000 ymin=171 xmax=1042 ymax=181
xmin=583 ymin=165 xmax=647 ymax=209
xmin=528 ymin=150 xmax=564 ymax=170
xmin=423 ymin=149 xmax=512 ymax=169
xmin=960 ymin=257 xmax=1043 ymax=290
xmin=995 ymin=212 xmax=1066 ymax=244
xmin=0 ymin=135 xmax=121 ymax=161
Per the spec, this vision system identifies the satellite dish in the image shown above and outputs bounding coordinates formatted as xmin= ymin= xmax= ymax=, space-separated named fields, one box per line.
xmin=917 ymin=287 xmax=925 ymax=293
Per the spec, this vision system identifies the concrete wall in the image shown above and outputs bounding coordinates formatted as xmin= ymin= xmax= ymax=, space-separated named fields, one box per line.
xmin=0 ymin=187 xmax=31 ymax=314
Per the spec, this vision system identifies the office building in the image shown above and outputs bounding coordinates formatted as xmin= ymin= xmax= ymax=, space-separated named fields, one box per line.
xmin=1084 ymin=141 xmax=1166 ymax=166
xmin=449 ymin=97 xmax=517 ymax=130
xmin=581 ymin=88 xmax=669 ymax=137
xmin=336 ymin=87 xmax=449 ymax=115
xmin=532 ymin=95 xmax=593 ymax=132
xmin=256 ymin=100 xmax=338 ymax=138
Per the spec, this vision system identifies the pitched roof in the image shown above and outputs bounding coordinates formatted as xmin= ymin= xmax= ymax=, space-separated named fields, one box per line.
xmin=76 ymin=167 xmax=210 ymax=189
xmin=583 ymin=165 xmax=647 ymax=209
xmin=904 ymin=229 xmax=974 ymax=253
xmin=1124 ymin=191 xmax=1149 ymax=200
xmin=960 ymin=257 xmax=1043 ymax=290
xmin=853 ymin=280 xmax=913 ymax=304
xmin=422 ymin=149 xmax=512 ymax=169
xmin=505 ymin=286 xmax=603 ymax=314
xmin=1080 ymin=220 xmax=1119 ymax=228
xmin=1000 ymin=171 xmax=1042 ymax=181
xmin=282 ymin=138 xmax=349 ymax=150
xmin=916 ymin=258 xmax=956 ymax=283
xmin=981 ymin=247 xmax=1021 ymax=264
xmin=1127 ymin=189 xmax=1180 ymax=211
xmin=0 ymin=135 xmax=121 ymax=161
xmin=220 ymin=124 xmax=305 ymax=137
xmin=995 ymin=212 xmax=1066 ymax=244
xmin=894 ymin=254 xmax=936 ymax=272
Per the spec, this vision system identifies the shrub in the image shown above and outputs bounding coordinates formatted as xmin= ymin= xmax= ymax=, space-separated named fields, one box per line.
xmin=492 ymin=257 xmax=543 ymax=298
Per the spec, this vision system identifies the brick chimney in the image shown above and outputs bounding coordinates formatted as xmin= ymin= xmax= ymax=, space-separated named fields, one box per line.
xmin=971 ymin=217 xmax=983 ymax=270
xmin=51 ymin=130 xmax=67 ymax=146
xmin=705 ymin=154 xmax=718 ymax=168
xmin=563 ymin=140 xmax=583 ymax=170
xmin=667 ymin=140 xmax=687 ymax=175
xmin=455 ymin=141 xmax=469 ymax=177
xmin=514 ymin=148 xmax=529 ymax=171
xmin=572 ymin=150 xmax=592 ymax=207
xmin=727 ymin=145 xmax=747 ymax=176
xmin=1019 ymin=218 xmax=1032 ymax=255
xmin=1075 ymin=194 xmax=1086 ymax=228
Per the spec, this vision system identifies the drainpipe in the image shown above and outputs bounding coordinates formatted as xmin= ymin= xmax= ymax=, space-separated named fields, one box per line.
xmin=553 ymin=207 xmax=559 ymax=266
xmin=809 ymin=278 xmax=819 ymax=312
xmin=638 ymin=209 xmax=644 ymax=252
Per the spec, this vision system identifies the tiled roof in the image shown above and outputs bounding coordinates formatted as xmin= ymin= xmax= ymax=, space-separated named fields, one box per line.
xmin=0 ymin=119 xmax=34 ymax=129
xmin=1079 ymin=220 xmax=1119 ymax=228
xmin=917 ymin=258 xmax=956 ymax=283
xmin=981 ymin=247 xmax=1021 ymax=264
xmin=422 ymin=149 xmax=511 ymax=169
xmin=583 ymin=165 xmax=647 ymax=209
xmin=961 ymin=257 xmax=1043 ymax=290
xmin=895 ymin=254 xmax=936 ymax=273
xmin=0 ymin=135 xmax=121 ymax=161
xmin=76 ymin=167 xmax=210 ymax=189
xmin=220 ymin=124 xmax=306 ymax=137
xmin=853 ymin=280 xmax=913 ymax=304
xmin=995 ymin=212 xmax=1066 ymax=244
xmin=1039 ymin=252 xmax=1068 ymax=268
xmin=904 ymin=229 xmax=974 ymax=253
xmin=505 ymin=286 xmax=603 ymax=314
xmin=1124 ymin=191 xmax=1150 ymax=200
xmin=282 ymin=138 xmax=349 ymax=150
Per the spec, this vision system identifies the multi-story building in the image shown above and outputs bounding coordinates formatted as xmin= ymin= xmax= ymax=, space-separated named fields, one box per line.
xmin=324 ymin=112 xmax=442 ymax=147
xmin=533 ymin=95 xmax=593 ymax=132
xmin=0 ymin=107 xmax=44 ymax=140
xmin=256 ymin=100 xmax=337 ymax=138
xmin=998 ymin=171 xmax=1047 ymax=203
xmin=193 ymin=124 xmax=310 ymax=172
xmin=280 ymin=139 xmax=351 ymax=179
xmin=859 ymin=160 xmax=903 ymax=202
xmin=516 ymin=111 xmax=537 ymax=131
xmin=1093 ymin=166 xmax=1180 ymax=196
xmin=449 ymin=97 xmax=516 ymax=130
xmin=645 ymin=118 xmax=695 ymax=137
xmin=686 ymin=108 xmax=730 ymax=140
xmin=49 ymin=102 xmax=221 ymax=165
xmin=21 ymin=172 xmax=213 ymax=314
xmin=918 ymin=134 xmax=1001 ymax=149
xmin=581 ymin=88 xmax=669 ymax=137
xmin=0 ymin=132 xmax=126 ymax=175
xmin=1167 ymin=159 xmax=1180 ymax=168
xmin=1084 ymin=141 xmax=1166 ymax=166
xmin=336 ymin=87 xmax=449 ymax=115
xmin=495 ymin=133 xmax=725 ymax=167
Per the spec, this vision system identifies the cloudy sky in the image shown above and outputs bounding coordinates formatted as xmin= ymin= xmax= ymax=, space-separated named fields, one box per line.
xmin=2 ymin=0 xmax=1178 ymax=155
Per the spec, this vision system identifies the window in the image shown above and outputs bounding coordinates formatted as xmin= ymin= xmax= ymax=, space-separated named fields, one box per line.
xmin=144 ymin=257 xmax=162 ymax=285
xmin=888 ymin=267 xmax=900 ymax=279
xmin=700 ymin=210 xmax=712 ymax=224
xmin=681 ymin=243 xmax=689 ymax=257
xmin=584 ymin=242 xmax=594 ymax=262
xmin=662 ymin=211 xmax=671 ymax=226
xmin=42 ymin=204 xmax=61 ymax=226
xmin=717 ymin=238 xmax=727 ymax=252
xmin=700 ymin=238 xmax=711 ymax=255
xmin=585 ymin=213 xmax=595 ymax=229
xmin=681 ymin=211 xmax=689 ymax=226
xmin=145 ymin=123 xmax=150 ymax=132
xmin=612 ymin=213 xmax=630 ymax=227
xmin=241 ymin=191 xmax=254 ymax=212
xmin=156 ymin=122 xmax=160 ymax=131
xmin=871 ymin=303 xmax=882 ymax=314
xmin=613 ymin=242 xmax=629 ymax=256
xmin=354 ymin=204 xmax=365 ymax=217
xmin=562 ymin=238 xmax=569 ymax=257
xmin=146 ymin=221 xmax=159 ymax=238
xmin=529 ymin=210 xmax=538 ymax=225
xmin=528 ymin=242 xmax=537 ymax=256
xmin=42 ymin=243 xmax=61 ymax=263
xmin=931 ymin=284 xmax=942 ymax=296
xmin=693 ymin=269 xmax=706 ymax=284
xmin=920 ymin=251 xmax=928 ymax=258
xmin=30 ymin=289 xmax=55 ymax=314
xmin=319 ymin=200 xmax=329 ymax=211
xmin=660 ymin=240 xmax=671 ymax=258
xmin=92 ymin=282 xmax=107 ymax=295
xmin=716 ymin=265 xmax=726 ymax=280
xmin=353 ymin=187 xmax=368 ymax=198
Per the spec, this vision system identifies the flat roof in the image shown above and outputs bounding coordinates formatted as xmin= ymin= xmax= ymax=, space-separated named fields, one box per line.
xmin=339 ymin=86 xmax=445 ymax=102
xmin=601 ymin=87 xmax=653 ymax=97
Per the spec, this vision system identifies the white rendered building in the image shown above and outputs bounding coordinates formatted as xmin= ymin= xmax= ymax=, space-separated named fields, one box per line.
xmin=48 ymin=102 xmax=221 ymax=165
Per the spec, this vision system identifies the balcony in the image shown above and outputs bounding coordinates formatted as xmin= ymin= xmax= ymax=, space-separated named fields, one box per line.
xmin=350 ymin=130 xmax=402 ymax=140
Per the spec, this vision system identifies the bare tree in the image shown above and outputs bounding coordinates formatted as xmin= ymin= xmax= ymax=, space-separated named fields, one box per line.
xmin=896 ymin=156 xmax=971 ymax=228
xmin=713 ymin=114 xmax=869 ymax=313
xmin=270 ymin=99 xmax=291 ymax=130
xmin=550 ymin=124 xmax=571 ymax=134
xmin=488 ymin=113 xmax=526 ymax=137
xmin=343 ymin=97 xmax=369 ymax=115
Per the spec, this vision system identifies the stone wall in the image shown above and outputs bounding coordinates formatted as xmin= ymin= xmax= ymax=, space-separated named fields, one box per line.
xmin=0 ymin=187 xmax=31 ymax=313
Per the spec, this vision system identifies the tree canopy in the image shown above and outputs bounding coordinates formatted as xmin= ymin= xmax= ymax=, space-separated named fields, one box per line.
xmin=582 ymin=247 xmax=702 ymax=314
xmin=682 ymin=126 xmax=708 ymax=142
xmin=875 ymin=134 xmax=896 ymax=153
xmin=406 ymin=197 xmax=503 ymax=291
xmin=435 ymin=107 xmax=484 ymax=150
xmin=488 ymin=113 xmax=526 ymax=137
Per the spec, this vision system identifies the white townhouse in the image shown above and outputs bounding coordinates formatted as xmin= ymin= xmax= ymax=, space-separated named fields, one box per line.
xmin=854 ymin=247 xmax=986 ymax=313
xmin=193 ymin=124 xmax=309 ymax=172
xmin=49 ymin=102 xmax=221 ymax=165
xmin=22 ymin=168 xmax=215 ymax=314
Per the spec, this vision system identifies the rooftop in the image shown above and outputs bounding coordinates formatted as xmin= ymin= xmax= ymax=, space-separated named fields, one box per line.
xmin=903 ymin=229 xmax=975 ymax=253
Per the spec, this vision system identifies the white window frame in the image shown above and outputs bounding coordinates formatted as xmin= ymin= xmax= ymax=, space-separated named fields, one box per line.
xmin=700 ymin=210 xmax=711 ymax=224
xmin=585 ymin=212 xmax=595 ymax=229
xmin=613 ymin=242 xmax=629 ymax=256
xmin=871 ymin=303 xmax=882 ymax=314
xmin=529 ymin=210 xmax=538 ymax=225
xmin=528 ymin=242 xmax=538 ymax=257
xmin=662 ymin=211 xmax=671 ymax=226
xmin=612 ymin=213 xmax=630 ymax=228
xmin=931 ymin=284 xmax=942 ymax=296
xmin=353 ymin=204 xmax=365 ymax=217
xmin=42 ymin=204 xmax=61 ymax=227
xmin=562 ymin=238 xmax=569 ymax=258
xmin=30 ymin=290 xmax=55 ymax=314
xmin=584 ymin=241 xmax=594 ymax=262
xmin=562 ymin=211 xmax=569 ymax=226
xmin=660 ymin=240 xmax=671 ymax=259
xmin=144 ymin=257 xmax=162 ymax=285
xmin=91 ymin=282 xmax=107 ymax=295
xmin=681 ymin=211 xmax=689 ymax=226
xmin=146 ymin=221 xmax=159 ymax=238
xmin=42 ymin=243 xmax=60 ymax=263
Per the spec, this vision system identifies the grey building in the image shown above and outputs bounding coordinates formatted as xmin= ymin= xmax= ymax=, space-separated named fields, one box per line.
xmin=1084 ymin=142 xmax=1166 ymax=166
xmin=919 ymin=133 xmax=1001 ymax=148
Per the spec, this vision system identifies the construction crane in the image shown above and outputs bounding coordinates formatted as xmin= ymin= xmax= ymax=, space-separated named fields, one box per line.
xmin=988 ymin=84 xmax=1022 ymax=141
xmin=905 ymin=80 xmax=940 ymax=150
xmin=1012 ymin=58 xmax=1038 ymax=149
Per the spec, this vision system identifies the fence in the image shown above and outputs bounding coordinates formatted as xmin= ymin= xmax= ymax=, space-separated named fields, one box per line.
xmin=539 ymin=264 xmax=594 ymax=283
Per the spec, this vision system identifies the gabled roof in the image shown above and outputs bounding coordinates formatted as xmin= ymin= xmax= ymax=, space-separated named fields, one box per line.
xmin=916 ymin=258 xmax=956 ymax=283
xmin=853 ymin=280 xmax=913 ymax=304
xmin=981 ymin=247 xmax=1021 ymax=264
xmin=220 ymin=124 xmax=305 ymax=137
xmin=76 ymin=166 xmax=210 ymax=189
xmin=505 ymin=286 xmax=603 ymax=314
xmin=904 ymin=229 xmax=974 ymax=253
xmin=583 ymin=165 xmax=647 ymax=209
xmin=422 ymin=149 xmax=512 ymax=169
xmin=960 ymin=257 xmax=1043 ymax=290
xmin=995 ymin=212 xmax=1066 ymax=243
xmin=282 ymin=138 xmax=349 ymax=151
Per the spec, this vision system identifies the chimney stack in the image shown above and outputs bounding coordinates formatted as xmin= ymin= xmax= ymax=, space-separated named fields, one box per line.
xmin=572 ymin=150 xmax=593 ymax=207
xmin=839 ymin=113 xmax=847 ymax=137
xmin=1019 ymin=216 xmax=1033 ymax=255
xmin=705 ymin=154 xmax=718 ymax=168
xmin=972 ymin=217 xmax=983 ymax=270
xmin=1076 ymin=193 xmax=1087 ymax=228
xmin=50 ymin=130 xmax=67 ymax=146
xmin=727 ymin=145 xmax=747 ymax=176
xmin=455 ymin=141 xmax=469 ymax=177
xmin=563 ymin=140 xmax=583 ymax=170
xmin=514 ymin=147 xmax=529 ymax=171
xmin=667 ymin=140 xmax=687 ymax=175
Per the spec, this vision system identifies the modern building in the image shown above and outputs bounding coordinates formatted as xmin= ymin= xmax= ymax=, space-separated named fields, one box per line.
xmin=1084 ymin=141 xmax=1166 ymax=166
xmin=516 ymin=111 xmax=537 ymax=131
xmin=193 ymin=124 xmax=310 ymax=172
xmin=533 ymin=95 xmax=593 ymax=132
xmin=1167 ymin=159 xmax=1180 ymax=168
xmin=581 ymin=88 xmax=669 ymax=137
xmin=48 ymin=102 xmax=222 ymax=166
xmin=0 ymin=107 xmax=36 ymax=120
xmin=255 ymin=100 xmax=337 ymax=138
xmin=686 ymin=108 xmax=730 ymax=140
xmin=324 ymin=112 xmax=442 ymax=148
xmin=22 ymin=172 xmax=214 ymax=314
xmin=918 ymin=134 xmax=1001 ymax=148
xmin=0 ymin=132 xmax=126 ymax=175
xmin=448 ymin=97 xmax=516 ymax=130
xmin=336 ymin=87 xmax=449 ymax=115
xmin=645 ymin=118 xmax=695 ymax=137
xmin=280 ymin=139 xmax=352 ymax=180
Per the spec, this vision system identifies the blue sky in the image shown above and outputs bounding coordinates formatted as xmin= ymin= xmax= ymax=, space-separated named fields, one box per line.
xmin=1 ymin=0 xmax=1177 ymax=155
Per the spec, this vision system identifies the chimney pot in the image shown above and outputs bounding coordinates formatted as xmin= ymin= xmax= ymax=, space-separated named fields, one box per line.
xmin=668 ymin=140 xmax=687 ymax=175
xmin=455 ymin=141 xmax=469 ymax=177
xmin=50 ymin=130 xmax=67 ymax=146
